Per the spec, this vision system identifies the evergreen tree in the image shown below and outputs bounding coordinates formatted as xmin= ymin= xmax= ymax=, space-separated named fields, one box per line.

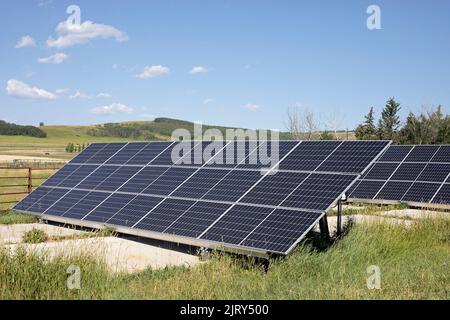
xmin=355 ymin=107 xmax=377 ymax=140
xmin=378 ymin=97 xmax=401 ymax=141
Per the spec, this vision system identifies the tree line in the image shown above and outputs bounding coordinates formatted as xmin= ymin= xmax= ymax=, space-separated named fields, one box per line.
xmin=355 ymin=98 xmax=450 ymax=144
xmin=0 ymin=120 xmax=47 ymax=138
xmin=65 ymin=143 xmax=88 ymax=153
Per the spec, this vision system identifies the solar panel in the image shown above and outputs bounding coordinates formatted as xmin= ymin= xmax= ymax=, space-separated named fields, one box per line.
xmin=349 ymin=145 xmax=450 ymax=208
xmin=14 ymin=140 xmax=390 ymax=256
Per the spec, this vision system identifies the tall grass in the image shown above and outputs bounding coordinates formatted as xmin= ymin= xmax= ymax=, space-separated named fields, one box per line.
xmin=0 ymin=218 xmax=448 ymax=299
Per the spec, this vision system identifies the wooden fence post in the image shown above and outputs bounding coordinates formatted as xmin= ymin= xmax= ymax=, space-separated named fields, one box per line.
xmin=27 ymin=167 xmax=33 ymax=193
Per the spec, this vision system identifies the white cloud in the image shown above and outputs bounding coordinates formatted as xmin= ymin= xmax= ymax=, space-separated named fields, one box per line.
xmin=38 ymin=52 xmax=69 ymax=64
xmin=243 ymin=103 xmax=260 ymax=111
xmin=91 ymin=103 xmax=133 ymax=115
xmin=203 ymin=98 xmax=214 ymax=105
xmin=69 ymin=90 xmax=91 ymax=100
xmin=47 ymin=20 xmax=128 ymax=48
xmin=15 ymin=35 xmax=36 ymax=48
xmin=97 ymin=92 xmax=112 ymax=98
xmin=6 ymin=79 xmax=56 ymax=100
xmin=137 ymin=65 xmax=170 ymax=79
xmin=189 ymin=66 xmax=208 ymax=74
xmin=55 ymin=88 xmax=69 ymax=94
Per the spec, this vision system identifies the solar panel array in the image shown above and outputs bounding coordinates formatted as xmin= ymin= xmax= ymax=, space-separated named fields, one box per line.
xmin=348 ymin=145 xmax=450 ymax=207
xmin=14 ymin=140 xmax=389 ymax=255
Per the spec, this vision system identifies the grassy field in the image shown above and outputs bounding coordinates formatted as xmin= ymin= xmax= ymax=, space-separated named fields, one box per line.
xmin=0 ymin=215 xmax=448 ymax=299
xmin=0 ymin=118 xmax=356 ymax=161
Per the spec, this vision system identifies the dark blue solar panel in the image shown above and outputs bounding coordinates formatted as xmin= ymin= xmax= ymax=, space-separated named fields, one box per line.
xmin=239 ymin=172 xmax=309 ymax=207
xmin=41 ymin=165 xmax=80 ymax=187
xmin=76 ymin=165 xmax=119 ymax=190
xmin=240 ymin=209 xmax=322 ymax=253
xmin=348 ymin=180 xmax=385 ymax=199
xmin=45 ymin=190 xmax=89 ymax=217
xmin=151 ymin=141 xmax=197 ymax=166
xmin=107 ymin=195 xmax=161 ymax=227
xmin=203 ymin=170 xmax=262 ymax=202
xmin=63 ymin=191 xmax=110 ymax=220
xmin=401 ymin=182 xmax=441 ymax=203
xmin=164 ymin=201 xmax=232 ymax=238
xmin=279 ymin=141 xmax=339 ymax=171
xmin=176 ymin=141 xmax=226 ymax=167
xmin=105 ymin=142 xmax=148 ymax=165
xmin=133 ymin=198 xmax=195 ymax=232
xmin=141 ymin=167 xmax=196 ymax=196
xmin=390 ymin=163 xmax=426 ymax=181
xmin=378 ymin=145 xmax=413 ymax=162
xmin=417 ymin=164 xmax=450 ymax=182
xmin=118 ymin=166 xmax=169 ymax=193
xmin=282 ymin=173 xmax=356 ymax=210
xmin=432 ymin=184 xmax=450 ymax=204
xmin=171 ymin=169 xmax=229 ymax=199
xmin=363 ymin=162 xmax=398 ymax=180
xmin=27 ymin=188 xmax=70 ymax=213
xmin=57 ymin=165 xmax=98 ymax=188
xmin=85 ymin=143 xmax=127 ymax=164
xmin=431 ymin=146 xmax=450 ymax=163
xmin=404 ymin=146 xmax=439 ymax=162
xmin=14 ymin=187 xmax=53 ymax=211
xmin=70 ymin=143 xmax=106 ymax=164
xmin=236 ymin=141 xmax=299 ymax=170
xmin=84 ymin=193 xmax=135 ymax=223
xmin=95 ymin=166 xmax=141 ymax=191
xmin=317 ymin=141 xmax=389 ymax=173
xmin=375 ymin=181 xmax=412 ymax=201
xmin=125 ymin=142 xmax=173 ymax=165
xmin=200 ymin=205 xmax=274 ymax=244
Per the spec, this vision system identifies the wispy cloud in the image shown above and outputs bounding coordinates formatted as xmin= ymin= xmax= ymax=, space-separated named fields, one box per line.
xmin=6 ymin=79 xmax=56 ymax=100
xmin=69 ymin=90 xmax=91 ymax=100
xmin=91 ymin=103 xmax=133 ymax=115
xmin=54 ymin=88 xmax=69 ymax=94
xmin=15 ymin=35 xmax=36 ymax=48
xmin=137 ymin=65 xmax=170 ymax=79
xmin=38 ymin=52 xmax=69 ymax=64
xmin=242 ymin=103 xmax=260 ymax=111
xmin=97 ymin=92 xmax=112 ymax=98
xmin=47 ymin=21 xmax=128 ymax=48
xmin=203 ymin=98 xmax=214 ymax=105
xmin=189 ymin=66 xmax=208 ymax=74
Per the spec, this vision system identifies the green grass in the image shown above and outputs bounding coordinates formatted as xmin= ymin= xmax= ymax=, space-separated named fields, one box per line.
xmin=22 ymin=228 xmax=48 ymax=244
xmin=0 ymin=217 xmax=448 ymax=299
xmin=0 ymin=211 xmax=37 ymax=225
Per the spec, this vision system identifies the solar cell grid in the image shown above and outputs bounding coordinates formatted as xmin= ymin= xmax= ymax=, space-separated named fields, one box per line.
xmin=15 ymin=140 xmax=390 ymax=255
xmin=349 ymin=144 xmax=450 ymax=207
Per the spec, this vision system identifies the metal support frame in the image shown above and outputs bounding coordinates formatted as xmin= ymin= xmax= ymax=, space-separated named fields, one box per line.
xmin=318 ymin=214 xmax=330 ymax=242
xmin=337 ymin=199 xmax=343 ymax=237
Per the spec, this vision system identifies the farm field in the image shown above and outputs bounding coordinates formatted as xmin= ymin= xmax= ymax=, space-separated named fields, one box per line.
xmin=0 ymin=210 xmax=448 ymax=299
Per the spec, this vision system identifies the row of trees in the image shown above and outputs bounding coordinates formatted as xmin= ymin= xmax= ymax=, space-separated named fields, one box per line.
xmin=65 ymin=143 xmax=88 ymax=153
xmin=0 ymin=120 xmax=47 ymax=138
xmin=355 ymin=98 xmax=450 ymax=144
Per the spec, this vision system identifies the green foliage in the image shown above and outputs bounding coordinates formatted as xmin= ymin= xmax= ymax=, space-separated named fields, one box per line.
xmin=0 ymin=212 xmax=37 ymax=225
xmin=398 ymin=106 xmax=450 ymax=144
xmin=0 ymin=120 xmax=46 ymax=138
xmin=319 ymin=131 xmax=335 ymax=140
xmin=355 ymin=107 xmax=377 ymax=140
xmin=39 ymin=122 xmax=44 ymax=127
xmin=22 ymin=228 xmax=48 ymax=244
xmin=378 ymin=97 xmax=401 ymax=141
xmin=0 ymin=218 xmax=448 ymax=299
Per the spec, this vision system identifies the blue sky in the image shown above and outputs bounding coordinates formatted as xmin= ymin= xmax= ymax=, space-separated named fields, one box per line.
xmin=1 ymin=0 xmax=450 ymax=131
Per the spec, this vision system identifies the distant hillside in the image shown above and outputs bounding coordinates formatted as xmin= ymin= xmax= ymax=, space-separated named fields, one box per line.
xmin=0 ymin=120 xmax=46 ymax=138
xmin=85 ymin=117 xmax=293 ymax=140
